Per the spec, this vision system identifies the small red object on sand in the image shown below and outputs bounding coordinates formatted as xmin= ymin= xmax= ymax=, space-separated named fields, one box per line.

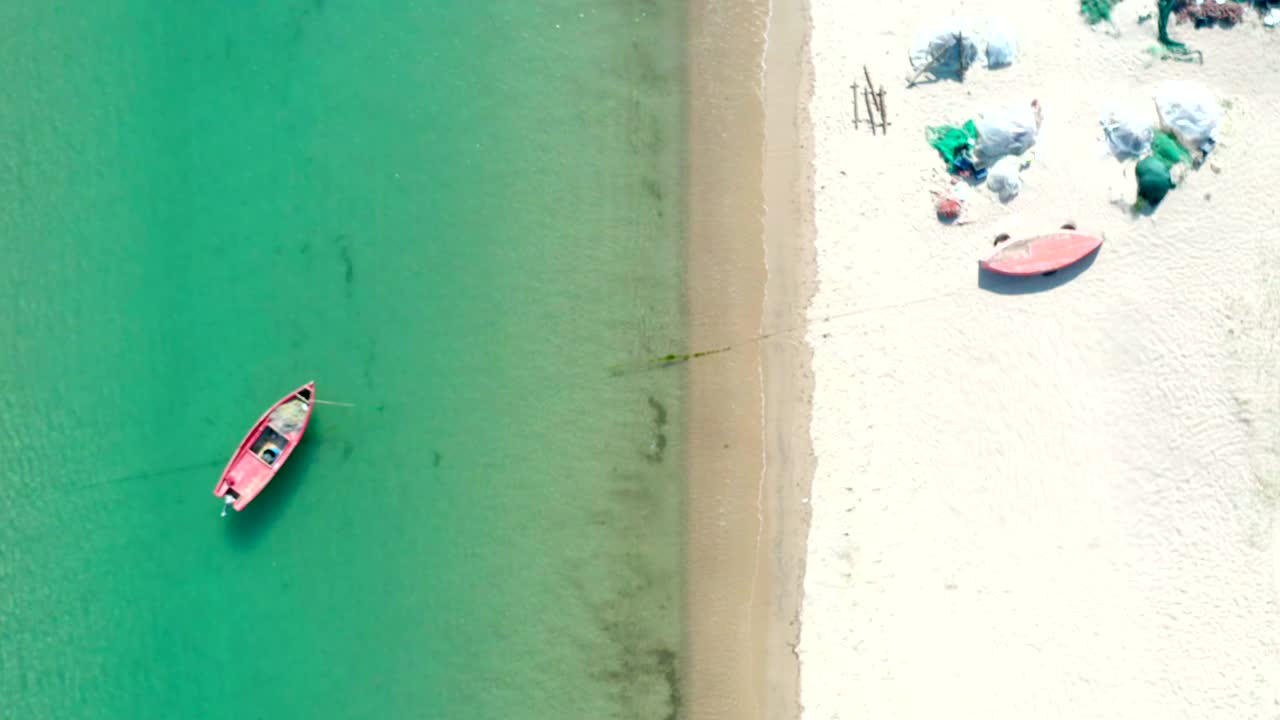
xmin=935 ymin=192 xmax=962 ymax=221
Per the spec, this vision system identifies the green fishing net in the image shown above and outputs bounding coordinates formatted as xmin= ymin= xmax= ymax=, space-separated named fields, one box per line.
xmin=1151 ymin=130 xmax=1192 ymax=167
xmin=269 ymin=399 xmax=309 ymax=433
xmin=1157 ymin=0 xmax=1201 ymax=60
xmin=1082 ymin=0 xmax=1119 ymax=24
xmin=1136 ymin=155 xmax=1175 ymax=206
xmin=926 ymin=120 xmax=978 ymax=164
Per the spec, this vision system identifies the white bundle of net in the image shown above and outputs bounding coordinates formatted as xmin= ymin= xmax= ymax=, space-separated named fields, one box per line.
xmin=269 ymin=399 xmax=309 ymax=433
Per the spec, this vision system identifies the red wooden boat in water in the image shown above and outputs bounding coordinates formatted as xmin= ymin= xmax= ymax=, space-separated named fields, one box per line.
xmin=214 ymin=382 xmax=315 ymax=514
xmin=980 ymin=229 xmax=1104 ymax=276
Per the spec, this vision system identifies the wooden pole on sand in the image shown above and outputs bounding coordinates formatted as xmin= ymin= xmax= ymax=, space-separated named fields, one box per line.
xmin=863 ymin=88 xmax=877 ymax=136
xmin=863 ymin=66 xmax=882 ymax=115
xmin=851 ymin=81 xmax=860 ymax=128
xmin=906 ymin=40 xmax=954 ymax=88
xmin=877 ymin=86 xmax=887 ymax=133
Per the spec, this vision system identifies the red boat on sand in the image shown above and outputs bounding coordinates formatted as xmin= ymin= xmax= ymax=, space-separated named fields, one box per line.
xmin=214 ymin=381 xmax=315 ymax=514
xmin=980 ymin=227 xmax=1104 ymax=276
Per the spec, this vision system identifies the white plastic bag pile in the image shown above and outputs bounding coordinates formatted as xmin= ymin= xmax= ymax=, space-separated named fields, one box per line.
xmin=1097 ymin=82 xmax=1221 ymax=163
xmin=910 ymin=19 xmax=980 ymax=76
xmin=986 ymin=157 xmax=1025 ymax=202
xmin=1100 ymin=106 xmax=1154 ymax=159
xmin=975 ymin=101 xmax=1040 ymax=165
xmin=1153 ymin=79 xmax=1221 ymax=161
xmin=984 ymin=19 xmax=1018 ymax=68
xmin=966 ymin=100 xmax=1040 ymax=202
xmin=910 ymin=17 xmax=1018 ymax=76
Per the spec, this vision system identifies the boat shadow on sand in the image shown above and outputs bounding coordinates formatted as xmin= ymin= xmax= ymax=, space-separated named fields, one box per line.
xmin=976 ymin=248 xmax=1100 ymax=295
xmin=224 ymin=425 xmax=323 ymax=551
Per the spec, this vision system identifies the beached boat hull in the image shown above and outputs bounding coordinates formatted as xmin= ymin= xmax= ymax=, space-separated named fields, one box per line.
xmin=214 ymin=382 xmax=315 ymax=512
xmin=979 ymin=231 xmax=1103 ymax=276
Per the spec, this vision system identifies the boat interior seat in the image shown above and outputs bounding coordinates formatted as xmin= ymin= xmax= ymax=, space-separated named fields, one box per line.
xmin=249 ymin=426 xmax=290 ymax=466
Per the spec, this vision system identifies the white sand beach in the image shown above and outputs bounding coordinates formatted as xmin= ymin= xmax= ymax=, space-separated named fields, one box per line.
xmin=798 ymin=1 xmax=1280 ymax=718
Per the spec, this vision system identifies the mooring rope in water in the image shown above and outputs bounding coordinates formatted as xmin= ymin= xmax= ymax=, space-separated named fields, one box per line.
xmin=612 ymin=287 xmax=969 ymax=374
xmin=69 ymin=459 xmax=226 ymax=494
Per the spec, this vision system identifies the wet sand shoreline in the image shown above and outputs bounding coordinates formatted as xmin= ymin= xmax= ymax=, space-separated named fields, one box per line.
xmin=685 ymin=1 xmax=814 ymax=718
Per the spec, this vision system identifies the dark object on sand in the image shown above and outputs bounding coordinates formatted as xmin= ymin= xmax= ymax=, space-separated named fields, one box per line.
xmin=1175 ymin=0 xmax=1245 ymax=26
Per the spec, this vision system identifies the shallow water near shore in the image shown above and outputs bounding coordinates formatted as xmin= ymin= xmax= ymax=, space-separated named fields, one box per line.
xmin=0 ymin=3 xmax=687 ymax=718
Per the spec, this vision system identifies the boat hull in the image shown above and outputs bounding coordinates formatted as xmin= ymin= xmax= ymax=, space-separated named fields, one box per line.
xmin=213 ymin=381 xmax=315 ymax=512
xmin=979 ymin=231 xmax=1104 ymax=276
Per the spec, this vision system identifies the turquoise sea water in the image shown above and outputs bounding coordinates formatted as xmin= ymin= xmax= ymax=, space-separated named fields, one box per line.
xmin=0 ymin=3 xmax=687 ymax=718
